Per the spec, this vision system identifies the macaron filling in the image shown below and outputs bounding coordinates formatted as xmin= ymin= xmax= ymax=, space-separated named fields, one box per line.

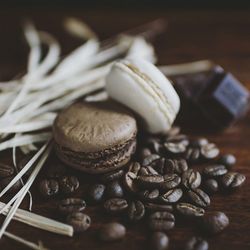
xmin=54 ymin=135 xmax=136 ymax=173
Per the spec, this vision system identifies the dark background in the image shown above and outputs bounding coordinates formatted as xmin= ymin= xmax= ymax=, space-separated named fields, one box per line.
xmin=0 ymin=1 xmax=250 ymax=250
xmin=0 ymin=0 xmax=250 ymax=8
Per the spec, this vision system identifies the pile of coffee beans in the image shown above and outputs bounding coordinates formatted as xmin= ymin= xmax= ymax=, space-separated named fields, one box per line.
xmin=38 ymin=127 xmax=246 ymax=249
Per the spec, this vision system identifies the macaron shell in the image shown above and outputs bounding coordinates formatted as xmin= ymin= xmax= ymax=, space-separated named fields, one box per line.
xmin=127 ymin=58 xmax=180 ymax=114
xmin=53 ymin=101 xmax=137 ymax=152
xmin=106 ymin=59 xmax=180 ymax=133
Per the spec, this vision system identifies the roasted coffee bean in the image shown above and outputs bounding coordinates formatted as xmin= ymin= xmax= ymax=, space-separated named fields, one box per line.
xmin=202 ymin=211 xmax=229 ymax=234
xmin=104 ymin=198 xmax=128 ymax=214
xmin=66 ymin=212 xmax=91 ymax=232
xmin=139 ymin=189 xmax=159 ymax=201
xmin=185 ymin=147 xmax=200 ymax=162
xmin=136 ymin=175 xmax=164 ymax=188
xmin=46 ymin=163 xmax=67 ymax=179
xmin=88 ymin=184 xmax=106 ymax=203
xmin=150 ymin=232 xmax=169 ymax=250
xmin=124 ymin=172 xmax=138 ymax=193
xmin=166 ymin=134 xmax=189 ymax=145
xmin=139 ymin=167 xmax=149 ymax=176
xmin=59 ymin=176 xmax=79 ymax=194
xmin=200 ymin=143 xmax=219 ymax=159
xmin=188 ymin=189 xmax=210 ymax=208
xmin=203 ymin=165 xmax=227 ymax=177
xmin=163 ymin=159 xmax=176 ymax=173
xmin=144 ymin=202 xmax=174 ymax=212
xmin=59 ymin=198 xmax=86 ymax=215
xmin=159 ymin=188 xmax=183 ymax=204
xmin=142 ymin=154 xmax=161 ymax=167
xmin=155 ymin=158 xmax=166 ymax=174
xmin=190 ymin=138 xmax=208 ymax=147
xmin=140 ymin=148 xmax=152 ymax=159
xmin=176 ymin=203 xmax=205 ymax=217
xmin=106 ymin=181 xmax=124 ymax=198
xmin=146 ymin=166 xmax=159 ymax=175
xmin=148 ymin=211 xmax=175 ymax=231
xmin=176 ymin=159 xmax=189 ymax=174
xmin=221 ymin=172 xmax=246 ymax=189
xmin=218 ymin=154 xmax=236 ymax=168
xmin=100 ymin=169 xmax=124 ymax=183
xmin=184 ymin=237 xmax=209 ymax=250
xmin=164 ymin=142 xmax=186 ymax=154
xmin=182 ymin=170 xmax=201 ymax=189
xmin=128 ymin=162 xmax=141 ymax=175
xmin=38 ymin=179 xmax=59 ymax=197
xmin=161 ymin=174 xmax=181 ymax=190
xmin=0 ymin=163 xmax=14 ymax=178
xmin=99 ymin=222 xmax=126 ymax=241
xmin=204 ymin=179 xmax=219 ymax=193
xmin=127 ymin=200 xmax=145 ymax=222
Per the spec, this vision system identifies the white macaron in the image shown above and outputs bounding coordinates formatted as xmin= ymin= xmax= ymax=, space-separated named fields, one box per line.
xmin=106 ymin=58 xmax=180 ymax=134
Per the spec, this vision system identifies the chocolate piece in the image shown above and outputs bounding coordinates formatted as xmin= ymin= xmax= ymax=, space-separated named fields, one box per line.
xmin=172 ymin=66 xmax=249 ymax=130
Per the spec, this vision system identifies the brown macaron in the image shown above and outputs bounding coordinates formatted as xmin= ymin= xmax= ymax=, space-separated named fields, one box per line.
xmin=53 ymin=100 xmax=137 ymax=174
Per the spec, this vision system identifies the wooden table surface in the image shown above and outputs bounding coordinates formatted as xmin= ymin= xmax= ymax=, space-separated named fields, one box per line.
xmin=0 ymin=7 xmax=249 ymax=250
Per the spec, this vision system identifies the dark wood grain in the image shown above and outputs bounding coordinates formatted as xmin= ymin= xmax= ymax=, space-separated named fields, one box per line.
xmin=0 ymin=7 xmax=249 ymax=250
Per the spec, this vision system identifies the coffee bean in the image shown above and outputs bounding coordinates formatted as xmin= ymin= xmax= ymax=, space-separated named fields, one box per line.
xmin=142 ymin=154 xmax=161 ymax=167
xmin=139 ymin=167 xmax=149 ymax=176
xmin=106 ymin=181 xmax=124 ymax=198
xmin=203 ymin=179 xmax=219 ymax=193
xmin=46 ymin=163 xmax=67 ymax=179
xmin=218 ymin=154 xmax=236 ymax=168
xmin=202 ymin=211 xmax=229 ymax=234
xmin=140 ymin=148 xmax=152 ymax=159
xmin=163 ymin=159 xmax=176 ymax=174
xmin=88 ymin=184 xmax=106 ymax=203
xmin=176 ymin=203 xmax=205 ymax=217
xmin=164 ymin=142 xmax=186 ymax=154
xmin=148 ymin=139 xmax=162 ymax=154
xmin=100 ymin=169 xmax=124 ymax=183
xmin=165 ymin=134 xmax=189 ymax=145
xmin=59 ymin=198 xmax=86 ymax=215
xmin=188 ymin=189 xmax=210 ymax=208
xmin=139 ymin=189 xmax=159 ymax=201
xmin=185 ymin=147 xmax=200 ymax=162
xmin=150 ymin=232 xmax=169 ymax=250
xmin=221 ymin=172 xmax=246 ymax=189
xmin=127 ymin=200 xmax=145 ymax=222
xmin=174 ymin=159 xmax=189 ymax=174
xmin=0 ymin=163 xmax=14 ymax=178
xmin=144 ymin=203 xmax=174 ymax=212
xmin=159 ymin=188 xmax=183 ymax=204
xmin=124 ymin=172 xmax=138 ymax=193
xmin=191 ymin=138 xmax=208 ymax=147
xmin=59 ymin=176 xmax=79 ymax=194
xmin=182 ymin=169 xmax=201 ymax=189
xmin=148 ymin=211 xmax=175 ymax=231
xmin=155 ymin=158 xmax=166 ymax=174
xmin=184 ymin=237 xmax=209 ymax=250
xmin=99 ymin=222 xmax=126 ymax=241
xmin=38 ymin=179 xmax=59 ymax=197
xmin=200 ymin=143 xmax=219 ymax=159
xmin=136 ymin=175 xmax=164 ymax=188
xmin=161 ymin=174 xmax=181 ymax=190
xmin=104 ymin=198 xmax=128 ymax=214
xmin=203 ymin=165 xmax=227 ymax=177
xmin=128 ymin=162 xmax=141 ymax=175
xmin=146 ymin=166 xmax=160 ymax=175
xmin=66 ymin=212 xmax=91 ymax=232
